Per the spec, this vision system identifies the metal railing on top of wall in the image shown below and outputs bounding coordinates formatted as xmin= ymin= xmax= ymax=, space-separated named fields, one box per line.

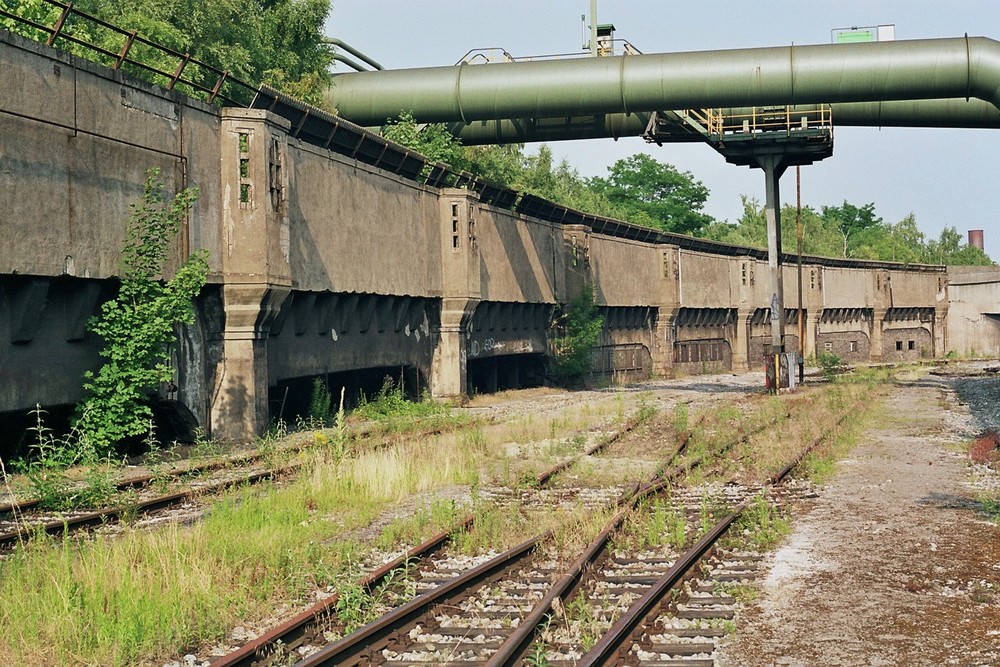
xmin=0 ymin=0 xmax=257 ymax=105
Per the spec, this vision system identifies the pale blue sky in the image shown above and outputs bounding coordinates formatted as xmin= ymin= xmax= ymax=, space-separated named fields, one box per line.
xmin=325 ymin=1 xmax=1000 ymax=262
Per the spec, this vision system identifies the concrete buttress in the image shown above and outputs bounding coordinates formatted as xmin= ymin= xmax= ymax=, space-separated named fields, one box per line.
xmin=431 ymin=191 xmax=481 ymax=399
xmin=210 ymin=110 xmax=292 ymax=440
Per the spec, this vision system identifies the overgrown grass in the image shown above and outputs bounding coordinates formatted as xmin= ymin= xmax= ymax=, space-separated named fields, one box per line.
xmin=978 ymin=495 xmax=1000 ymax=524
xmin=614 ymin=496 xmax=688 ymax=552
xmin=376 ymin=499 xmax=464 ymax=550
xmin=741 ymin=381 xmax=888 ymax=484
xmin=724 ymin=494 xmax=790 ymax=550
xmin=0 ymin=432 xmax=485 ymax=665
xmin=452 ymin=500 xmax=612 ymax=570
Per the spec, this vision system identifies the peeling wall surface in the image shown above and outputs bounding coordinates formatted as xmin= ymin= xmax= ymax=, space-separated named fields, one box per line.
xmin=0 ymin=31 xmax=984 ymax=443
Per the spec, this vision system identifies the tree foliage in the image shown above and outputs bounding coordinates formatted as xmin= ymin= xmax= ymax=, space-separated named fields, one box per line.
xmin=76 ymin=169 xmax=209 ymax=453
xmin=821 ymin=201 xmax=882 ymax=258
xmin=590 ymin=154 xmax=713 ymax=234
xmin=382 ymin=112 xmax=470 ymax=169
xmin=550 ymin=285 xmax=604 ymax=387
xmin=701 ymin=197 xmax=993 ymax=266
xmin=3 ymin=0 xmax=334 ymax=104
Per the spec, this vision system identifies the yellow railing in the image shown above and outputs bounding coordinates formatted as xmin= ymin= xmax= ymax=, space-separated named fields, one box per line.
xmin=702 ymin=105 xmax=834 ymax=136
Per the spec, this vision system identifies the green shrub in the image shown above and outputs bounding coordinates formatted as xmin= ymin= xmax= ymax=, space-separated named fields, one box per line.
xmin=75 ymin=169 xmax=209 ymax=454
xmin=817 ymin=351 xmax=843 ymax=380
xmin=549 ymin=285 xmax=604 ymax=386
xmin=308 ymin=377 xmax=334 ymax=425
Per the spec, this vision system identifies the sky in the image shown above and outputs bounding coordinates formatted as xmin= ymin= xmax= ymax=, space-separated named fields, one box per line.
xmin=324 ymin=1 xmax=1000 ymax=262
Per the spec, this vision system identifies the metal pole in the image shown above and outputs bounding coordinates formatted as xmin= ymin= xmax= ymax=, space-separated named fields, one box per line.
xmin=761 ymin=155 xmax=786 ymax=390
xmin=589 ymin=0 xmax=598 ymax=57
xmin=796 ymin=166 xmax=805 ymax=384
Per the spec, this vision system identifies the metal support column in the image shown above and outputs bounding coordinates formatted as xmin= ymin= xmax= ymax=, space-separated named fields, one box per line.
xmin=796 ymin=166 xmax=805 ymax=383
xmin=759 ymin=154 xmax=787 ymax=387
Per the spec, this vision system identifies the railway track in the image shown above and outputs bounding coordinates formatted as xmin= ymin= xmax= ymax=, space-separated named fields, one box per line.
xmin=212 ymin=394 xmax=803 ymax=667
xmin=211 ymin=405 xmax=675 ymax=667
xmin=268 ymin=412 xmax=836 ymax=667
xmin=0 ymin=461 xmax=297 ymax=551
xmin=0 ymin=415 xmax=484 ymax=551
xmin=571 ymin=434 xmax=829 ymax=667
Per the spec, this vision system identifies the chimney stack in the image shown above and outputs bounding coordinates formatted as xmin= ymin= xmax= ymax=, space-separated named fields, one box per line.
xmin=969 ymin=229 xmax=985 ymax=250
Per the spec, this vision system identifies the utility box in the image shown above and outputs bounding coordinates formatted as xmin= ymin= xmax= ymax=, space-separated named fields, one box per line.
xmin=765 ymin=352 xmax=799 ymax=392
xmin=597 ymin=24 xmax=616 ymax=56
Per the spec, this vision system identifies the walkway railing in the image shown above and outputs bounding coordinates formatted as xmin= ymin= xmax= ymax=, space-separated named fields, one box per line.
xmin=0 ymin=0 xmax=257 ymax=105
xmin=705 ymin=105 xmax=834 ymax=137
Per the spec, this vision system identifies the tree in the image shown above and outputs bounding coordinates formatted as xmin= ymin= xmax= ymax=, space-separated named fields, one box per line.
xmin=464 ymin=143 xmax=528 ymax=187
xmin=76 ymin=169 xmax=209 ymax=453
xmin=589 ymin=154 xmax=713 ymax=234
xmin=381 ymin=112 xmax=470 ymax=169
xmin=4 ymin=0 xmax=334 ymax=104
xmin=700 ymin=195 xmax=767 ymax=247
xmin=550 ymin=285 xmax=604 ymax=387
xmin=821 ymin=201 xmax=882 ymax=258
xmin=927 ymin=226 xmax=994 ymax=266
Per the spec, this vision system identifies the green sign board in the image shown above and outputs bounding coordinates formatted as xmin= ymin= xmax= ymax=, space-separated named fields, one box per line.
xmin=833 ymin=28 xmax=878 ymax=44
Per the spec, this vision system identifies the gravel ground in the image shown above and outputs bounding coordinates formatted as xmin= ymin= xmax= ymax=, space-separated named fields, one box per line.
xmin=717 ymin=362 xmax=1000 ymax=667
xmin=160 ymin=365 xmax=1000 ymax=667
xmin=950 ymin=365 xmax=1000 ymax=432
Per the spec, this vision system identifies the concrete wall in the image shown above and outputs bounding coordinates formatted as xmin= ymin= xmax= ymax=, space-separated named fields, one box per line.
xmin=2 ymin=30 xmax=986 ymax=445
xmin=589 ymin=236 xmax=661 ymax=306
xmin=476 ymin=206 xmax=560 ymax=303
xmin=946 ymin=266 xmax=1000 ymax=357
xmin=287 ymin=143 xmax=443 ymax=296
xmin=0 ymin=33 xmax=223 ymax=280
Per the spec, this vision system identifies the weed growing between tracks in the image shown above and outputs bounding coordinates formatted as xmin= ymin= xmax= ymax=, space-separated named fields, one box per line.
xmin=0 ymin=375 xmax=891 ymax=665
xmin=738 ymin=377 xmax=889 ymax=484
xmin=614 ymin=495 xmax=688 ymax=552
xmin=0 ymin=423 xmax=488 ymax=665
xmin=724 ymin=494 xmax=791 ymax=551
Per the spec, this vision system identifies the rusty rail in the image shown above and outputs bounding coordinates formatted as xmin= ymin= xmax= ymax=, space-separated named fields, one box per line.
xmin=0 ymin=465 xmax=295 ymax=550
xmin=572 ymin=408 xmax=854 ymax=665
xmin=213 ymin=410 xmax=656 ymax=666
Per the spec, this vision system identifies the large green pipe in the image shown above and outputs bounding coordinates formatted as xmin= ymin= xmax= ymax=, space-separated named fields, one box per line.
xmin=451 ymin=99 xmax=1000 ymax=144
xmin=325 ymin=37 xmax=1000 ymax=127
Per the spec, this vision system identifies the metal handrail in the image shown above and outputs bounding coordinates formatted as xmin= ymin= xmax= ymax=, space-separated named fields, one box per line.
xmin=457 ymin=38 xmax=643 ymax=65
xmin=703 ymin=105 xmax=834 ymax=136
xmin=0 ymin=0 xmax=257 ymax=105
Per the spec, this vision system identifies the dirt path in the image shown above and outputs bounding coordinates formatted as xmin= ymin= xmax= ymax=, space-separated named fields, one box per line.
xmin=717 ymin=376 xmax=1000 ymax=667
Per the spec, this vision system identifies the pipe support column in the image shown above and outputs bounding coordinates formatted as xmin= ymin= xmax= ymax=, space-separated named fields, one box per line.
xmin=760 ymin=155 xmax=787 ymax=359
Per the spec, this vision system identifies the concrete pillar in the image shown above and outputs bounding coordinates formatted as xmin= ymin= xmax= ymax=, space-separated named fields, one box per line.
xmin=210 ymin=284 xmax=288 ymax=441
xmin=732 ymin=308 xmax=754 ymax=372
xmin=933 ymin=275 xmax=948 ymax=358
xmin=211 ymin=109 xmax=292 ymax=441
xmin=651 ymin=246 xmax=681 ymax=377
xmin=870 ymin=308 xmax=887 ymax=362
xmin=804 ymin=309 xmax=821 ymax=361
xmin=651 ymin=307 xmax=675 ymax=376
xmin=561 ymin=224 xmax=591 ymax=302
xmin=431 ymin=297 xmax=478 ymax=399
xmin=430 ymin=190 xmax=481 ymax=399
xmin=933 ymin=306 xmax=948 ymax=357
